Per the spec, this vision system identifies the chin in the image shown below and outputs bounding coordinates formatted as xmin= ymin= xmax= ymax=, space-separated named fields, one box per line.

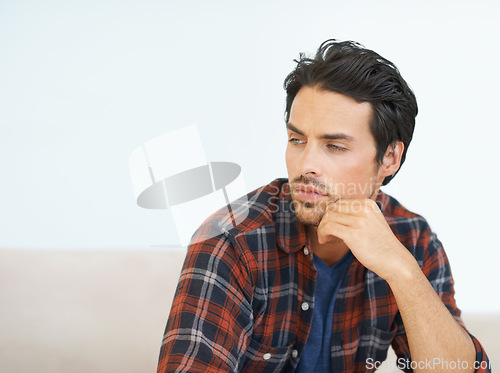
xmin=293 ymin=200 xmax=326 ymax=227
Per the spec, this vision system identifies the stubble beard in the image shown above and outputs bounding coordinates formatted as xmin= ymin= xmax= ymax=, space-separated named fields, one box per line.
xmin=292 ymin=197 xmax=332 ymax=227
xmin=290 ymin=172 xmax=381 ymax=227
xmin=289 ymin=176 xmax=338 ymax=227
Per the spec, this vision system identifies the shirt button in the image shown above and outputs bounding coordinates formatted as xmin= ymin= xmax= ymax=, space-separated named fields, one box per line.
xmin=303 ymin=247 xmax=310 ymax=256
xmin=291 ymin=349 xmax=299 ymax=358
xmin=301 ymin=302 xmax=310 ymax=311
xmin=263 ymin=352 xmax=272 ymax=360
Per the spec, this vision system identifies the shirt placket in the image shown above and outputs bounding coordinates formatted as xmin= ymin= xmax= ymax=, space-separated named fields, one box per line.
xmin=288 ymin=244 xmax=317 ymax=371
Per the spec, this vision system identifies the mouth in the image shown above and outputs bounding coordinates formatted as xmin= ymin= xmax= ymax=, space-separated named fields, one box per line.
xmin=293 ymin=184 xmax=329 ymax=201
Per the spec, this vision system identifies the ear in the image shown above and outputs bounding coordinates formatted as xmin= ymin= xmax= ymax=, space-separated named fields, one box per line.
xmin=380 ymin=141 xmax=404 ymax=179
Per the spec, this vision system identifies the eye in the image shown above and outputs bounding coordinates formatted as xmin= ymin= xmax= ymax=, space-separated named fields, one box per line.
xmin=289 ymin=138 xmax=305 ymax=145
xmin=327 ymin=144 xmax=347 ymax=152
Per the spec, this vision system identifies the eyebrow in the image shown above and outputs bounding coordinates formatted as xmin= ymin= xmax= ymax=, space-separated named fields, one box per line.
xmin=286 ymin=122 xmax=356 ymax=142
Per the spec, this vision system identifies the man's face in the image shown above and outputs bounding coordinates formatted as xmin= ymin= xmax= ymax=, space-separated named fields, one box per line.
xmin=285 ymin=86 xmax=386 ymax=226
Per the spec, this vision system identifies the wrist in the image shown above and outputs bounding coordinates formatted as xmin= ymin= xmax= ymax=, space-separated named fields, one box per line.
xmin=384 ymin=248 xmax=421 ymax=288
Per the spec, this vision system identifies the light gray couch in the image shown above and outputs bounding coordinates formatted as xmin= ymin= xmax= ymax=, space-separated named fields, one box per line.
xmin=0 ymin=249 xmax=497 ymax=372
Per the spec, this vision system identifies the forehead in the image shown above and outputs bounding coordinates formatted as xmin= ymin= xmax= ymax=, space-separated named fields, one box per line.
xmin=288 ymin=86 xmax=373 ymax=137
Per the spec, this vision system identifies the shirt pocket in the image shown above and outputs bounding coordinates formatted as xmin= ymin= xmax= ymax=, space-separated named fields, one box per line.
xmin=355 ymin=325 xmax=395 ymax=365
xmin=241 ymin=337 xmax=294 ymax=373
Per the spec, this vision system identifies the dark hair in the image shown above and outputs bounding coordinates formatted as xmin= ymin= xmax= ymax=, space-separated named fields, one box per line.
xmin=284 ymin=39 xmax=418 ymax=185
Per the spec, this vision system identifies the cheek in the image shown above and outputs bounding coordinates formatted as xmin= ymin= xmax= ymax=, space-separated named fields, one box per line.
xmin=285 ymin=146 xmax=293 ymax=174
xmin=285 ymin=145 xmax=297 ymax=172
xmin=327 ymin=155 xmax=365 ymax=180
xmin=327 ymin=157 xmax=378 ymax=197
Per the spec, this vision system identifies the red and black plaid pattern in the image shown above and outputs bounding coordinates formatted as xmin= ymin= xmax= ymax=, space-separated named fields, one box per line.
xmin=157 ymin=179 xmax=490 ymax=372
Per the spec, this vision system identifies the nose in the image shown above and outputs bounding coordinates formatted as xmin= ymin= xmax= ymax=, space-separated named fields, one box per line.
xmin=295 ymin=142 xmax=322 ymax=177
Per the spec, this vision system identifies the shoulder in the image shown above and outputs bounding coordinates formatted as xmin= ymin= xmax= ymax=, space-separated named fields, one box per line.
xmin=377 ymin=191 xmax=430 ymax=230
xmin=183 ymin=179 xmax=293 ymax=289
xmin=377 ymin=191 xmax=442 ymax=263
xmin=190 ymin=178 xmax=290 ymax=246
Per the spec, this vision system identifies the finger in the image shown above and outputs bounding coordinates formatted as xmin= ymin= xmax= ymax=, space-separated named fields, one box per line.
xmin=322 ymin=210 xmax=359 ymax=227
xmin=334 ymin=198 xmax=378 ymax=206
xmin=331 ymin=199 xmax=379 ymax=215
xmin=317 ymin=220 xmax=348 ymax=244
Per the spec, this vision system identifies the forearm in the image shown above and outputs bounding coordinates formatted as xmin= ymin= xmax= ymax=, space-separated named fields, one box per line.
xmin=158 ymin=234 xmax=253 ymax=372
xmin=387 ymin=257 xmax=475 ymax=373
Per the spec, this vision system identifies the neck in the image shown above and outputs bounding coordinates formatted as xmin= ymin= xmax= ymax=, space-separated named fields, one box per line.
xmin=306 ymin=225 xmax=350 ymax=267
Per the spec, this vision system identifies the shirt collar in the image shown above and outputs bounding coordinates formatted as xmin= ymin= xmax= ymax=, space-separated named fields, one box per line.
xmin=375 ymin=190 xmax=389 ymax=215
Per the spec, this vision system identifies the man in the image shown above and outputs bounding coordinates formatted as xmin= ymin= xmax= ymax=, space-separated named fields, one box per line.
xmin=157 ymin=39 xmax=490 ymax=372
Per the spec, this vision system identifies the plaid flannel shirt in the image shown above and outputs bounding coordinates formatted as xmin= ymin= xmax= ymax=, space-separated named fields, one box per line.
xmin=158 ymin=178 xmax=490 ymax=372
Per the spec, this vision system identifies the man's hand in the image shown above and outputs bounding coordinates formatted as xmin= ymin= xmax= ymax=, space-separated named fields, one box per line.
xmin=317 ymin=198 xmax=416 ymax=282
xmin=317 ymin=198 xmax=477 ymax=371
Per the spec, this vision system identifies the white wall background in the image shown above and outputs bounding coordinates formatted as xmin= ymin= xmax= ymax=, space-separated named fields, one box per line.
xmin=0 ymin=0 xmax=498 ymax=313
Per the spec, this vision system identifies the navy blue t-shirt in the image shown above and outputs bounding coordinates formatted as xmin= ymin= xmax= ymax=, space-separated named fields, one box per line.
xmin=296 ymin=251 xmax=354 ymax=372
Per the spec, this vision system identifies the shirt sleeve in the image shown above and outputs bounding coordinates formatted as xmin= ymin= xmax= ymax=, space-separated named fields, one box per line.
xmin=391 ymin=230 xmax=491 ymax=372
xmin=157 ymin=225 xmax=255 ymax=373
